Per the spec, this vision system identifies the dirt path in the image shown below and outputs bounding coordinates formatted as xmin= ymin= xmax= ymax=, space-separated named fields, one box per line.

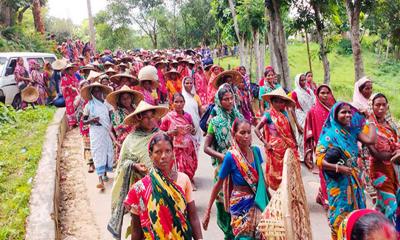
xmin=59 ymin=128 xmax=101 ymax=240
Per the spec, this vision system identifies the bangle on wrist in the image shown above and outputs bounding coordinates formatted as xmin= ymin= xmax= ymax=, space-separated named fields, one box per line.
xmin=335 ymin=164 xmax=339 ymax=173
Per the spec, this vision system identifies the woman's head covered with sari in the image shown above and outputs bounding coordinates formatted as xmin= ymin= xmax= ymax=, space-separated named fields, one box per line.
xmin=316 ymin=84 xmax=336 ymax=108
xmin=337 ymin=209 xmax=397 ymax=240
xmin=316 ymin=102 xmax=366 ymax=167
xmin=368 ymin=93 xmax=398 ymax=135
xmin=352 ymin=76 xmax=373 ymax=111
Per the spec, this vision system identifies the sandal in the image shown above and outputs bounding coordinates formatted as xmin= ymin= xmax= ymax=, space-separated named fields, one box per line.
xmin=96 ymin=183 xmax=105 ymax=190
xmin=88 ymin=164 xmax=95 ymax=173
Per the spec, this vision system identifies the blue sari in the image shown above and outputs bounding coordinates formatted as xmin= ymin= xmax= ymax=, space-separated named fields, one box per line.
xmin=316 ymin=102 xmax=366 ymax=240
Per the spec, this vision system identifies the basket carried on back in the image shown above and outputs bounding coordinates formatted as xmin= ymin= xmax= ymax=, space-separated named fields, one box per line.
xmin=258 ymin=149 xmax=312 ymax=240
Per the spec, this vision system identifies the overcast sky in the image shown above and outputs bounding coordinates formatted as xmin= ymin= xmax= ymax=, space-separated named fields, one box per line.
xmin=47 ymin=0 xmax=108 ymax=25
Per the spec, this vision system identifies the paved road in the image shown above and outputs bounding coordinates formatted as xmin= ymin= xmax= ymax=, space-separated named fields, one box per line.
xmin=79 ymin=132 xmax=331 ymax=239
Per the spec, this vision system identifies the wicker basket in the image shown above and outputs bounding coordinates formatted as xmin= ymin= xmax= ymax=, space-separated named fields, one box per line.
xmin=258 ymin=149 xmax=313 ymax=240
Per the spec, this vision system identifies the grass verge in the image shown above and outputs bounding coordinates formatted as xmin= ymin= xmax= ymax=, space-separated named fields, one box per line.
xmin=0 ymin=106 xmax=56 ymax=240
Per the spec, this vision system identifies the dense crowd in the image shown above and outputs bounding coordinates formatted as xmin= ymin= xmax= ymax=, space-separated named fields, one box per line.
xmin=13 ymin=46 xmax=400 ymax=240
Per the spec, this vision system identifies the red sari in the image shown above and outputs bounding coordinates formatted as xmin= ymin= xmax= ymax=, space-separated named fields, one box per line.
xmin=160 ymin=111 xmax=198 ymax=180
xmin=165 ymin=79 xmax=182 ymax=102
xmin=264 ymin=107 xmax=299 ymax=190
xmin=194 ymin=69 xmax=208 ymax=105
xmin=207 ymin=73 xmax=218 ymax=104
xmin=61 ymin=73 xmax=79 ymax=127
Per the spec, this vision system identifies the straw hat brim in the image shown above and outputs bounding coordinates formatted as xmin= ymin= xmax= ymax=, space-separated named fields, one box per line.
xmin=106 ymin=88 xmax=144 ymax=108
xmin=164 ymin=70 xmax=181 ymax=79
xmin=261 ymin=91 xmax=295 ymax=107
xmin=21 ymin=86 xmax=39 ymax=103
xmin=110 ymin=73 xmax=138 ymax=84
xmin=212 ymin=70 xmax=243 ymax=88
xmin=81 ymin=83 xmax=113 ymax=101
xmin=51 ymin=59 xmax=67 ymax=71
xmin=123 ymin=103 xmax=169 ymax=125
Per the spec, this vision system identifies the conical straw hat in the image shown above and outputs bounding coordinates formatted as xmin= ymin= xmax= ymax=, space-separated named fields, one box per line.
xmin=87 ymin=70 xmax=104 ymax=82
xmin=51 ymin=59 xmax=67 ymax=71
xmin=80 ymin=82 xmax=113 ymax=101
xmin=123 ymin=101 xmax=169 ymax=125
xmin=110 ymin=73 xmax=138 ymax=85
xmin=212 ymin=70 xmax=242 ymax=88
xmin=106 ymin=85 xmax=144 ymax=109
xmin=164 ymin=68 xmax=181 ymax=80
xmin=21 ymin=86 xmax=39 ymax=103
xmin=138 ymin=65 xmax=158 ymax=88
xmin=261 ymin=87 xmax=295 ymax=106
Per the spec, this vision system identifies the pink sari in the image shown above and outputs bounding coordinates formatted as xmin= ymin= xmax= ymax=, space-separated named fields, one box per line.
xmin=160 ymin=111 xmax=198 ymax=180
xmin=194 ymin=69 xmax=208 ymax=105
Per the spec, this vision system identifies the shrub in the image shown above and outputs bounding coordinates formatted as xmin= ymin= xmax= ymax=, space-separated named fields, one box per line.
xmin=336 ymin=38 xmax=353 ymax=55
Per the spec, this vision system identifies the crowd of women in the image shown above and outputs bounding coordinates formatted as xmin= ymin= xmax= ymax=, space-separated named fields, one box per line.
xmin=46 ymin=47 xmax=400 ymax=240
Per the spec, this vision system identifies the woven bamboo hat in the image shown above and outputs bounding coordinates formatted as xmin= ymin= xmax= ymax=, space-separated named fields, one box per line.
xmin=104 ymin=61 xmax=115 ymax=68
xmin=138 ymin=65 xmax=159 ymax=88
xmin=21 ymin=86 xmax=39 ymax=103
xmin=80 ymin=64 xmax=95 ymax=71
xmin=51 ymin=59 xmax=67 ymax=71
xmin=123 ymin=101 xmax=169 ymax=125
xmin=261 ymin=87 xmax=295 ymax=106
xmin=106 ymin=85 xmax=144 ymax=109
xmin=110 ymin=73 xmax=138 ymax=85
xmin=105 ymin=67 xmax=117 ymax=75
xmin=212 ymin=70 xmax=242 ymax=88
xmin=164 ymin=68 xmax=181 ymax=80
xmin=80 ymin=82 xmax=113 ymax=101
xmin=86 ymin=70 xmax=104 ymax=82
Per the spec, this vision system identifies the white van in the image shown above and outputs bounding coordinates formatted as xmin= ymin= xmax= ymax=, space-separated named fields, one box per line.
xmin=0 ymin=52 xmax=57 ymax=106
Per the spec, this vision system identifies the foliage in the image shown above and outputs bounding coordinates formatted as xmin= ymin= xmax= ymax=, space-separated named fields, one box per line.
xmin=0 ymin=103 xmax=16 ymax=125
xmin=336 ymin=38 xmax=352 ymax=55
xmin=0 ymin=106 xmax=55 ymax=240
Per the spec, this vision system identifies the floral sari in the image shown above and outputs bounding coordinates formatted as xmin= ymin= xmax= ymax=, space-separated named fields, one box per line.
xmin=316 ymin=102 xmax=366 ymax=240
xmin=61 ymin=73 xmax=79 ymax=127
xmin=367 ymin=93 xmax=400 ymax=230
xmin=166 ymin=79 xmax=182 ymax=102
xmin=111 ymin=107 xmax=134 ymax=160
xmin=194 ymin=69 xmax=208 ymax=105
xmin=263 ymin=106 xmax=299 ymax=190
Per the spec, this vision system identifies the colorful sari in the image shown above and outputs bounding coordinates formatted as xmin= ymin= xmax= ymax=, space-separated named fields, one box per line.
xmin=208 ymin=85 xmax=243 ymax=239
xmin=237 ymin=87 xmax=253 ymax=123
xmin=182 ymin=77 xmax=202 ymax=143
xmin=111 ymin=107 xmax=135 ymax=160
xmin=291 ymin=74 xmax=316 ymax=161
xmin=61 ymin=73 xmax=79 ymax=127
xmin=263 ymin=107 xmax=299 ymax=190
xmin=124 ymin=169 xmax=192 ymax=240
xmin=166 ymin=79 xmax=182 ymax=102
xmin=194 ymin=68 xmax=208 ymax=105
xmin=160 ymin=111 xmax=198 ymax=180
xmin=352 ymin=77 xmax=371 ymax=112
xmin=367 ymin=93 xmax=400 ymax=230
xmin=30 ymin=69 xmax=47 ymax=105
xmin=316 ymin=102 xmax=366 ymax=240
xmin=304 ymin=84 xmax=334 ymax=208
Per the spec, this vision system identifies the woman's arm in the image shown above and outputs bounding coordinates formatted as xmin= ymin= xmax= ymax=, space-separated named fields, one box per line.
xmin=187 ymin=201 xmax=203 ymax=240
xmin=357 ymin=124 xmax=377 ymax=145
xmin=204 ymin=134 xmax=225 ymax=163
xmin=202 ymin=178 xmax=224 ymax=230
xmin=290 ymin=107 xmax=303 ymax=134
xmin=130 ymin=214 xmax=144 ymax=240
xmin=367 ymin=145 xmax=392 ymax=162
xmin=321 ymin=159 xmax=352 ymax=175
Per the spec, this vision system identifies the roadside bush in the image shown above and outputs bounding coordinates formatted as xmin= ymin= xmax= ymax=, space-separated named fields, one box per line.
xmin=336 ymin=38 xmax=353 ymax=55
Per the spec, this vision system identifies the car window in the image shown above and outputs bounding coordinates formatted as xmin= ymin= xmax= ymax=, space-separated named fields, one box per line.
xmin=0 ymin=57 xmax=7 ymax=76
xmin=44 ymin=57 xmax=56 ymax=64
xmin=5 ymin=58 xmax=17 ymax=76
xmin=27 ymin=58 xmax=45 ymax=71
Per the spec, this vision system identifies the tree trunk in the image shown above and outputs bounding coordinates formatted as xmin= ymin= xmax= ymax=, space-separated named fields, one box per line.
xmin=18 ymin=5 xmax=30 ymax=23
xmin=304 ymin=29 xmax=312 ymax=73
xmin=253 ymin=29 xmax=262 ymax=83
xmin=260 ymin=31 xmax=266 ymax=79
xmin=345 ymin=0 xmax=365 ymax=82
xmin=86 ymin=0 xmax=96 ymax=52
xmin=228 ymin=0 xmax=246 ymax=66
xmin=32 ymin=0 xmax=45 ymax=34
xmin=0 ymin=3 xmax=14 ymax=27
xmin=311 ymin=1 xmax=330 ymax=84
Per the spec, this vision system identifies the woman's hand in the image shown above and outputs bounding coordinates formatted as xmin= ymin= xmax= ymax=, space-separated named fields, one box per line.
xmin=338 ymin=165 xmax=352 ymax=175
xmin=134 ymin=163 xmax=148 ymax=174
xmin=202 ymin=208 xmax=211 ymax=231
xmin=263 ymin=141 xmax=272 ymax=151
xmin=304 ymin=152 xmax=314 ymax=170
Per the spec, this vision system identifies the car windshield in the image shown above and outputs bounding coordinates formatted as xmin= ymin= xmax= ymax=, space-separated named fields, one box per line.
xmin=0 ymin=57 xmax=7 ymax=75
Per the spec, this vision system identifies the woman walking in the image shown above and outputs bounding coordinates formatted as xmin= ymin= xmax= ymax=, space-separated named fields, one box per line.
xmin=61 ymin=63 xmax=80 ymax=127
xmin=29 ymin=60 xmax=48 ymax=105
xmin=203 ymin=119 xmax=269 ymax=239
xmin=316 ymin=102 xmax=376 ymax=239
xmin=81 ymin=82 xmax=114 ymax=190
xmin=160 ymin=93 xmax=198 ymax=188
xmin=124 ymin=133 xmax=203 ymax=240
xmin=255 ymin=87 xmax=299 ymax=191
xmin=193 ymin=65 xmax=208 ymax=105
xmin=181 ymin=76 xmax=203 ymax=143
xmin=258 ymin=67 xmax=281 ymax=113
xmin=204 ymin=84 xmax=243 ymax=239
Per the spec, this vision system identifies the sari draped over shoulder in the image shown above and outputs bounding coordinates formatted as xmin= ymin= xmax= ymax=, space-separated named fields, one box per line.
xmin=124 ymin=169 xmax=192 ymax=240
xmin=264 ymin=107 xmax=299 ymax=190
xmin=316 ymin=102 xmax=366 ymax=240
xmin=367 ymin=93 xmax=400 ymax=229
xmin=111 ymin=106 xmax=134 ymax=159
xmin=194 ymin=70 xmax=208 ymax=105
xmin=352 ymin=77 xmax=371 ymax=112
xmin=61 ymin=74 xmax=79 ymax=126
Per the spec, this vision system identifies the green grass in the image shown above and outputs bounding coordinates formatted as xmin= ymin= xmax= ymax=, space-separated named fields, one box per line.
xmin=217 ymin=42 xmax=400 ymax=118
xmin=0 ymin=106 xmax=55 ymax=240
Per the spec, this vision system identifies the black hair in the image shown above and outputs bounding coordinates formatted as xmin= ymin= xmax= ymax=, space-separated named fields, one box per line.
xmin=317 ymin=85 xmax=332 ymax=95
xmin=305 ymin=71 xmax=312 ymax=77
xmin=148 ymin=133 xmax=173 ymax=153
xmin=232 ymin=118 xmax=251 ymax=134
xmin=334 ymin=102 xmax=351 ymax=121
xmin=217 ymin=85 xmax=233 ymax=101
xmin=351 ymin=212 xmax=395 ymax=240
xmin=117 ymin=92 xmax=134 ymax=108
xmin=172 ymin=92 xmax=185 ymax=102
xmin=264 ymin=68 xmax=274 ymax=77
xmin=372 ymin=93 xmax=388 ymax=105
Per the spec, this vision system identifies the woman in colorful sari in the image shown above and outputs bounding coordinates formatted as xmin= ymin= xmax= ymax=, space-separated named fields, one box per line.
xmin=61 ymin=63 xmax=80 ymax=127
xmin=237 ymin=76 xmax=254 ymax=124
xmin=255 ymin=87 xmax=299 ymax=191
xmin=258 ymin=67 xmax=281 ymax=113
xmin=337 ymin=209 xmax=397 ymax=240
xmin=207 ymin=65 xmax=223 ymax=104
xmin=165 ymin=69 xmax=182 ymax=102
xmin=108 ymin=101 xmax=169 ymax=239
xmin=316 ymin=102 xmax=377 ymax=240
xmin=107 ymin=85 xmax=143 ymax=163
xmin=81 ymin=83 xmax=115 ymax=190
xmin=29 ymin=60 xmax=48 ymax=105
xmin=124 ymin=133 xmax=203 ymax=240
xmin=305 ymin=71 xmax=317 ymax=93
xmin=155 ymin=61 xmax=168 ymax=103
xmin=194 ymin=64 xmax=208 ymax=105
xmin=204 ymin=84 xmax=243 ymax=239
xmin=138 ymin=66 xmax=159 ymax=105
xmin=181 ymin=76 xmax=203 ymax=144
xmin=352 ymin=76 xmax=373 ymax=113
xmin=303 ymin=84 xmax=335 ymax=209
xmin=291 ymin=73 xmax=316 ymax=161
xmin=203 ymin=119 xmax=269 ymax=239
xmin=366 ymin=93 xmax=400 ymax=231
